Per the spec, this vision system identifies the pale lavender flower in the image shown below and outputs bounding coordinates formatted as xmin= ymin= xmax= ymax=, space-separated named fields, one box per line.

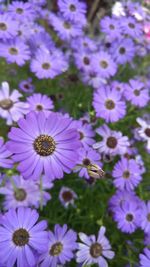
xmin=0 ymin=82 xmax=29 ymax=125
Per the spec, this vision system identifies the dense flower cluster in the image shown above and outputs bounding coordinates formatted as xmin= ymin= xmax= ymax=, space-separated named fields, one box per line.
xmin=0 ymin=0 xmax=149 ymax=266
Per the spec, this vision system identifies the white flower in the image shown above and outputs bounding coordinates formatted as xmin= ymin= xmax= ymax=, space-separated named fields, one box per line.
xmin=137 ymin=117 xmax=150 ymax=149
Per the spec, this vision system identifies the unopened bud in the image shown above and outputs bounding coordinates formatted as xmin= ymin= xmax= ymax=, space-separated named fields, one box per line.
xmin=87 ymin=164 xmax=105 ymax=179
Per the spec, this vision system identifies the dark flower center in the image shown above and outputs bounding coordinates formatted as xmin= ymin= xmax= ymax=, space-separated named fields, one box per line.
xmin=42 ymin=63 xmax=51 ymax=70
xmin=34 ymin=135 xmax=56 ymax=156
xmin=24 ymin=84 xmax=30 ymax=89
xmin=126 ymin=213 xmax=133 ymax=222
xmin=105 ymin=99 xmax=115 ymax=110
xmin=123 ymin=170 xmax=130 ymax=179
xmin=100 ymin=60 xmax=108 ymax=69
xmin=14 ymin=188 xmax=27 ymax=201
xmin=90 ymin=243 xmax=102 ymax=258
xmin=83 ymin=158 xmax=91 ymax=166
xmin=109 ymin=24 xmax=115 ymax=30
xmin=106 ymin=137 xmax=117 ymax=148
xmin=83 ymin=57 xmax=90 ymax=65
xmin=134 ymin=89 xmax=140 ymax=96
xmin=119 ymin=47 xmax=126 ymax=54
xmin=79 ymin=131 xmax=84 ymax=140
xmin=49 ymin=242 xmax=63 ymax=256
xmin=69 ymin=4 xmax=76 ymax=11
xmin=147 ymin=213 xmax=150 ymax=221
xmin=0 ymin=22 xmax=7 ymax=31
xmin=145 ymin=128 xmax=150 ymax=137
xmin=62 ymin=191 xmax=73 ymax=202
xmin=0 ymin=99 xmax=13 ymax=110
xmin=36 ymin=104 xmax=43 ymax=111
xmin=128 ymin=23 xmax=135 ymax=29
xmin=9 ymin=47 xmax=18 ymax=55
xmin=16 ymin=8 xmax=24 ymax=14
xmin=63 ymin=22 xmax=71 ymax=29
xmin=12 ymin=228 xmax=29 ymax=246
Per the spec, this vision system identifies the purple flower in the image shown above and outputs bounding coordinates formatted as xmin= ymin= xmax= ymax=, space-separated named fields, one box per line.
xmin=7 ymin=111 xmax=81 ymax=181
xmin=93 ymin=86 xmax=126 ymax=123
xmin=112 ymin=158 xmax=142 ymax=191
xmin=0 ymin=175 xmax=44 ymax=210
xmin=109 ymin=190 xmax=142 ymax=213
xmin=91 ymin=51 xmax=117 ymax=79
xmin=75 ymin=147 xmax=102 ymax=179
xmin=30 ymin=49 xmax=68 ymax=79
xmin=114 ymin=200 xmax=141 ymax=233
xmin=0 ymin=137 xmax=13 ymax=168
xmin=0 ymin=82 xmax=29 ymax=125
xmin=71 ymin=36 xmax=97 ymax=52
xmin=50 ymin=14 xmax=83 ymax=41
xmin=100 ymin=16 xmax=122 ymax=40
xmin=139 ymin=248 xmax=150 ymax=267
xmin=58 ymin=0 xmax=87 ymax=25
xmin=74 ymin=49 xmax=93 ymax=72
xmin=0 ymin=207 xmax=48 ymax=267
xmin=124 ymin=79 xmax=149 ymax=107
xmin=70 ymin=120 xmax=95 ymax=149
xmin=28 ymin=31 xmax=55 ymax=55
xmin=110 ymin=38 xmax=135 ymax=64
xmin=77 ymin=226 xmax=115 ymax=267
xmin=19 ymin=78 xmax=35 ymax=94
xmin=8 ymin=1 xmax=36 ymax=21
xmin=140 ymin=201 xmax=150 ymax=233
xmin=39 ymin=224 xmax=78 ymax=267
xmin=121 ymin=17 xmax=143 ymax=38
xmin=0 ymin=13 xmax=18 ymax=40
xmin=59 ymin=186 xmax=77 ymax=208
xmin=93 ymin=124 xmax=129 ymax=156
xmin=0 ymin=38 xmax=31 ymax=66
xmin=27 ymin=93 xmax=54 ymax=117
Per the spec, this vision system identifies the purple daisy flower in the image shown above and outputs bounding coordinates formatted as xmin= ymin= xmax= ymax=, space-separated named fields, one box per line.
xmin=109 ymin=190 xmax=142 ymax=213
xmin=27 ymin=93 xmax=54 ymax=117
xmin=50 ymin=14 xmax=83 ymax=41
xmin=30 ymin=49 xmax=68 ymax=79
xmin=8 ymin=1 xmax=36 ymax=21
xmin=7 ymin=111 xmax=81 ymax=181
xmin=0 ymin=175 xmax=43 ymax=210
xmin=19 ymin=78 xmax=35 ymax=94
xmin=111 ymin=80 xmax=126 ymax=95
xmin=77 ymin=226 xmax=115 ymax=267
xmin=121 ymin=17 xmax=143 ymax=38
xmin=112 ymin=158 xmax=142 ymax=191
xmin=39 ymin=224 xmax=78 ymax=267
xmin=100 ymin=16 xmax=122 ymax=40
xmin=110 ymin=38 xmax=135 ymax=64
xmin=59 ymin=186 xmax=77 ymax=208
xmin=140 ymin=201 xmax=150 ymax=233
xmin=71 ymin=36 xmax=97 ymax=52
xmin=93 ymin=124 xmax=130 ymax=156
xmin=28 ymin=31 xmax=55 ymax=55
xmin=114 ymin=200 xmax=141 ymax=233
xmin=0 ymin=13 xmax=18 ymax=40
xmin=92 ymin=51 xmax=117 ymax=79
xmin=124 ymin=79 xmax=149 ymax=107
xmin=139 ymin=248 xmax=150 ymax=267
xmin=0 ymin=82 xmax=29 ymax=125
xmin=70 ymin=120 xmax=95 ymax=149
xmin=0 ymin=207 xmax=48 ymax=267
xmin=74 ymin=49 xmax=93 ymax=72
xmin=0 ymin=137 xmax=13 ymax=169
xmin=0 ymin=38 xmax=31 ymax=66
xmin=75 ymin=147 xmax=102 ymax=179
xmin=58 ymin=0 xmax=87 ymax=25
xmin=93 ymin=86 xmax=126 ymax=123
